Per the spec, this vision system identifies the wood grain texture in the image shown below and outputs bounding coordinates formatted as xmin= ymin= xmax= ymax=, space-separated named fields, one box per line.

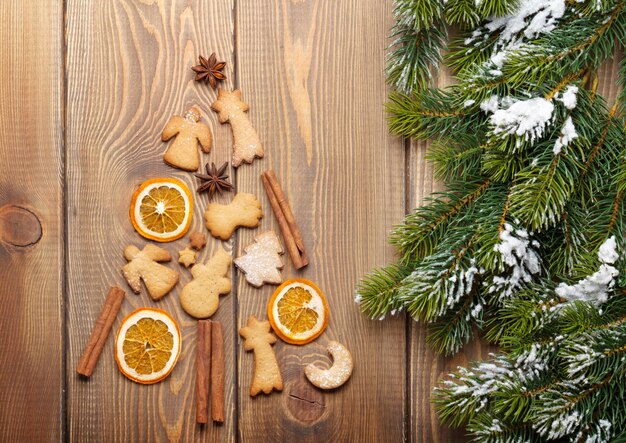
xmin=0 ymin=1 xmax=64 ymax=441
xmin=235 ymin=1 xmax=406 ymax=441
xmin=65 ymin=1 xmax=236 ymax=441
xmin=596 ymin=47 xmax=623 ymax=106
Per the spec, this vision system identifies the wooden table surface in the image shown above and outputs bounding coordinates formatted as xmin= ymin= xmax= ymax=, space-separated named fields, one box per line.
xmin=1 ymin=1 xmax=621 ymax=442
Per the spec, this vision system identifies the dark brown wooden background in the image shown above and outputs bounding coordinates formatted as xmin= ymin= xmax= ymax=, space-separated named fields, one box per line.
xmin=0 ymin=0 xmax=621 ymax=442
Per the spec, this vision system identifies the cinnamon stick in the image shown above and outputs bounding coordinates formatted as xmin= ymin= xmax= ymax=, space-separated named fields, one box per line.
xmin=211 ymin=321 xmax=225 ymax=423
xmin=76 ymin=286 xmax=125 ymax=377
xmin=196 ymin=320 xmax=212 ymax=424
xmin=261 ymin=170 xmax=309 ymax=269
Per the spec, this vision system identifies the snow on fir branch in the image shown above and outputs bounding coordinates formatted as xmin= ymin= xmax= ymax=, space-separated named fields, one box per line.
xmin=486 ymin=96 xmax=555 ymax=143
xmin=553 ymin=117 xmax=578 ymax=155
xmin=556 ymin=85 xmax=579 ymax=110
xmin=360 ymin=0 xmax=626 ymax=440
xmin=555 ymin=236 xmax=619 ymax=305
xmin=487 ymin=223 xmax=541 ymax=301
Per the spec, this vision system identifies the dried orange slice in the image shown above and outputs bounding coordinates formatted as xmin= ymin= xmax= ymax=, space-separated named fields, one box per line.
xmin=115 ymin=308 xmax=181 ymax=384
xmin=129 ymin=177 xmax=192 ymax=242
xmin=267 ymin=278 xmax=329 ymax=345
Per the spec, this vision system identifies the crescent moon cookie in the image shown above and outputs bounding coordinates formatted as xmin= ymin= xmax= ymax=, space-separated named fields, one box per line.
xmin=305 ymin=341 xmax=353 ymax=390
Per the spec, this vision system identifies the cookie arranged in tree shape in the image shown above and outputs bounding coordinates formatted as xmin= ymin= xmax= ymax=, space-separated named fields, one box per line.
xmin=204 ymin=192 xmax=262 ymax=240
xmin=211 ymin=89 xmax=264 ymax=167
xmin=122 ymin=244 xmax=179 ymax=300
xmin=162 ymin=106 xmax=212 ymax=171
xmin=234 ymin=231 xmax=284 ymax=287
xmin=305 ymin=341 xmax=353 ymax=390
xmin=239 ymin=316 xmax=283 ymax=396
xmin=180 ymin=248 xmax=232 ymax=319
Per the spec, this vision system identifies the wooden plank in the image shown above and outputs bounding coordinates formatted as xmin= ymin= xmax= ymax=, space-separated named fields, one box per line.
xmin=596 ymin=47 xmax=623 ymax=105
xmin=235 ymin=1 xmax=406 ymax=441
xmin=0 ymin=1 xmax=64 ymax=441
xmin=65 ymin=1 xmax=236 ymax=441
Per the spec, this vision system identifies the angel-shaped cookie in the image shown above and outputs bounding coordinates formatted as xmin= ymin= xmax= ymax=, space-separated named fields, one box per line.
xmin=162 ymin=106 xmax=212 ymax=171
xmin=211 ymin=89 xmax=264 ymax=167
xmin=122 ymin=244 xmax=179 ymax=300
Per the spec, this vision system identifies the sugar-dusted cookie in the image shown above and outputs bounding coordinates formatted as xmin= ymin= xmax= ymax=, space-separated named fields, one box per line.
xmin=239 ymin=316 xmax=283 ymax=396
xmin=122 ymin=244 xmax=179 ymax=300
xmin=305 ymin=341 xmax=353 ymax=390
xmin=211 ymin=89 xmax=264 ymax=167
xmin=234 ymin=231 xmax=284 ymax=287
xmin=162 ymin=106 xmax=212 ymax=171
xmin=178 ymin=246 xmax=197 ymax=268
xmin=204 ymin=192 xmax=262 ymax=240
xmin=180 ymin=248 xmax=232 ymax=319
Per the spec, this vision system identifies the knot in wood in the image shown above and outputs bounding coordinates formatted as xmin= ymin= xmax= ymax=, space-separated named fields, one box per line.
xmin=286 ymin=379 xmax=326 ymax=424
xmin=0 ymin=205 xmax=42 ymax=247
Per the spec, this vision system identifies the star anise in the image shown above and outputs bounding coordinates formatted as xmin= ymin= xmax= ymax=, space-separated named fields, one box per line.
xmin=194 ymin=162 xmax=233 ymax=197
xmin=191 ymin=53 xmax=227 ymax=89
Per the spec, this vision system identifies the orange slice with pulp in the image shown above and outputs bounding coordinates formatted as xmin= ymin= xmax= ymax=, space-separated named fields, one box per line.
xmin=129 ymin=177 xmax=192 ymax=242
xmin=267 ymin=278 xmax=329 ymax=345
xmin=115 ymin=308 xmax=181 ymax=384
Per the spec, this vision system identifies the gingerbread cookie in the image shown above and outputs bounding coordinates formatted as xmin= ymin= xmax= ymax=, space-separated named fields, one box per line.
xmin=211 ymin=89 xmax=264 ymax=167
xmin=239 ymin=316 xmax=283 ymax=396
xmin=122 ymin=244 xmax=179 ymax=300
xmin=189 ymin=231 xmax=207 ymax=251
xmin=162 ymin=106 xmax=212 ymax=171
xmin=178 ymin=246 xmax=197 ymax=268
xmin=234 ymin=231 xmax=284 ymax=287
xmin=305 ymin=341 xmax=353 ymax=390
xmin=204 ymin=192 xmax=262 ymax=240
xmin=180 ymin=248 xmax=232 ymax=319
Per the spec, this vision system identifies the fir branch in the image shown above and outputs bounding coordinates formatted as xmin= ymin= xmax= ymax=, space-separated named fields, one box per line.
xmin=467 ymin=414 xmax=542 ymax=443
xmin=445 ymin=0 xmax=518 ymax=28
xmin=386 ymin=0 xmax=447 ymax=94
xmin=472 ymin=183 xmax=516 ymax=273
xmin=547 ymin=3 xmax=624 ymax=64
xmin=509 ymin=144 xmax=579 ymax=231
xmin=572 ymin=0 xmax=620 ymax=15
xmin=398 ymin=231 xmax=480 ymax=321
xmin=434 ymin=355 xmax=514 ymax=427
xmin=580 ymin=104 xmax=618 ymax=179
xmin=427 ymin=290 xmax=483 ymax=355
xmin=390 ymin=178 xmax=491 ymax=262
xmin=355 ymin=264 xmax=412 ymax=320
xmin=483 ymin=288 xmax=561 ymax=348
xmin=544 ymin=202 xmax=589 ymax=277
xmin=494 ymin=6 xmax=625 ymax=91
xmin=532 ymin=374 xmax=615 ymax=440
xmin=386 ymin=87 xmax=478 ymax=140
xmin=372 ymin=1 xmax=626 ymax=439
xmin=560 ymin=297 xmax=626 ymax=334
xmin=608 ymin=187 xmax=624 ymax=233
xmin=426 ymin=142 xmax=484 ymax=181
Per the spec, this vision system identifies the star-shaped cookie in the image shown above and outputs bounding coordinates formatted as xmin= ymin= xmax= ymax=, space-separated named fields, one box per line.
xmin=178 ymin=246 xmax=197 ymax=268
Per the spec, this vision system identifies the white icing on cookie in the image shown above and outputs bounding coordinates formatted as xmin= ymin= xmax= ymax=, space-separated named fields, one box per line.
xmin=304 ymin=341 xmax=353 ymax=390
